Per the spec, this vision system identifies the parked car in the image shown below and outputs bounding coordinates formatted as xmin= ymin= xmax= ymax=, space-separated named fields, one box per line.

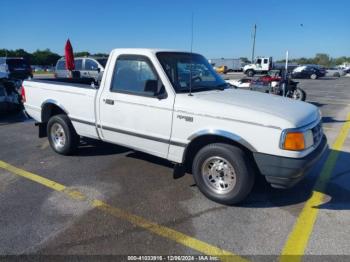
xmin=22 ymin=49 xmax=327 ymax=205
xmin=292 ymin=65 xmax=325 ymax=80
xmin=226 ymin=78 xmax=252 ymax=88
xmin=325 ymin=67 xmax=346 ymax=77
xmin=55 ymin=56 xmax=108 ymax=82
xmin=214 ymin=65 xmax=228 ymax=74
xmin=0 ymin=78 xmax=22 ymax=113
xmin=0 ymin=57 xmax=33 ymax=80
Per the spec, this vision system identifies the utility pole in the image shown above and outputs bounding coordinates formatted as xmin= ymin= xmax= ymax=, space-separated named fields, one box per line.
xmin=251 ymin=24 xmax=257 ymax=63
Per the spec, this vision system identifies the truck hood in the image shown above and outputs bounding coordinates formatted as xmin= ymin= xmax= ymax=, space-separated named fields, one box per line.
xmin=175 ymin=88 xmax=320 ymax=130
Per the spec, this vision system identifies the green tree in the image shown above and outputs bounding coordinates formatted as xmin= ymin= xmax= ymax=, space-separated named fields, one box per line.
xmin=74 ymin=51 xmax=90 ymax=57
xmin=93 ymin=52 xmax=109 ymax=57
xmin=239 ymin=57 xmax=251 ymax=64
xmin=313 ymin=53 xmax=331 ymax=67
xmin=31 ymin=49 xmax=60 ymax=66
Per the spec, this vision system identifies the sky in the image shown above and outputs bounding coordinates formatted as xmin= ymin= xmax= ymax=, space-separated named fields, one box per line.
xmin=1 ymin=0 xmax=349 ymax=60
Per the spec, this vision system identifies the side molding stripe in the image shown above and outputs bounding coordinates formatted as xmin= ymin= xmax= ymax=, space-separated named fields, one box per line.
xmin=70 ymin=117 xmax=187 ymax=148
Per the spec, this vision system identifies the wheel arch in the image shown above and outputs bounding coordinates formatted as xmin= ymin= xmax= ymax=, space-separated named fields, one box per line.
xmin=41 ymin=99 xmax=68 ymax=123
xmin=182 ymin=129 xmax=256 ymax=168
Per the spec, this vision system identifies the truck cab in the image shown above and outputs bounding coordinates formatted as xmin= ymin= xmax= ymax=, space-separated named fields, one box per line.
xmin=243 ymin=56 xmax=273 ymax=77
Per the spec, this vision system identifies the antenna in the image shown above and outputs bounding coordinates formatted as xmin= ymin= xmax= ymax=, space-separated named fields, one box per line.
xmin=251 ymin=24 xmax=257 ymax=63
xmin=189 ymin=12 xmax=194 ymax=96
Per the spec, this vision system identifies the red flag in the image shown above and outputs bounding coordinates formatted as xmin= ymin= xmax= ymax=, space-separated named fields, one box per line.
xmin=64 ymin=39 xmax=75 ymax=71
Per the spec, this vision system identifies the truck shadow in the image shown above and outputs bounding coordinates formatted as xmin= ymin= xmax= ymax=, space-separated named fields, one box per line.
xmin=322 ymin=116 xmax=347 ymax=124
xmin=75 ymin=138 xmax=131 ymax=156
xmin=72 ymin=138 xmax=350 ymax=211
xmin=127 ymin=149 xmax=350 ymax=211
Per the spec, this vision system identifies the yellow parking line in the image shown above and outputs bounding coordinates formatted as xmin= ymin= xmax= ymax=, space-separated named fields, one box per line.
xmin=0 ymin=161 xmax=246 ymax=262
xmin=280 ymin=113 xmax=350 ymax=262
xmin=92 ymin=200 xmax=246 ymax=262
xmin=0 ymin=161 xmax=66 ymax=192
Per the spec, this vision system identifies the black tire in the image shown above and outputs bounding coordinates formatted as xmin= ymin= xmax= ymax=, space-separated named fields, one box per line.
xmin=310 ymin=73 xmax=317 ymax=80
xmin=246 ymin=70 xmax=255 ymax=77
xmin=298 ymin=88 xmax=306 ymax=101
xmin=333 ymin=72 xmax=340 ymax=77
xmin=289 ymin=88 xmax=306 ymax=101
xmin=47 ymin=114 xmax=79 ymax=155
xmin=192 ymin=143 xmax=255 ymax=205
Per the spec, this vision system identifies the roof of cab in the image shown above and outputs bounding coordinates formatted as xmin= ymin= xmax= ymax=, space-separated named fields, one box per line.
xmin=110 ymin=48 xmax=195 ymax=55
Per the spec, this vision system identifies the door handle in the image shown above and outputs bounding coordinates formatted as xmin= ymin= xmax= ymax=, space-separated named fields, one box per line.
xmin=103 ymin=99 xmax=114 ymax=105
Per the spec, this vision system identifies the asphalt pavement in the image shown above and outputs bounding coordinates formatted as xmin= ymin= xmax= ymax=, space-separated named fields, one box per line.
xmin=0 ymin=75 xmax=349 ymax=261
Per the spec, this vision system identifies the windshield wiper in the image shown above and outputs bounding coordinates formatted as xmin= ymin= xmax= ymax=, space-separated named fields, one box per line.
xmin=176 ymin=84 xmax=227 ymax=93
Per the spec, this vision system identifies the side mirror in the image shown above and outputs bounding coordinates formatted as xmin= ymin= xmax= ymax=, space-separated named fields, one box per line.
xmin=144 ymin=79 xmax=167 ymax=99
xmin=144 ymin=79 xmax=158 ymax=94
xmin=96 ymin=68 xmax=101 ymax=73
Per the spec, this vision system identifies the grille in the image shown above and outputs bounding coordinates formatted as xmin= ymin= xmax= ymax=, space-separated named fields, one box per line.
xmin=312 ymin=123 xmax=323 ymax=145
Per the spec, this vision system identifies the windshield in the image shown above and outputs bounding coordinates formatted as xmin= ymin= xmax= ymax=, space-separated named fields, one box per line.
xmin=156 ymin=52 xmax=228 ymax=93
xmin=96 ymin=58 xmax=108 ymax=68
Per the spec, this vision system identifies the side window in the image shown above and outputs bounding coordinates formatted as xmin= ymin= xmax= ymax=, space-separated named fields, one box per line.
xmin=75 ymin=59 xmax=83 ymax=70
xmin=263 ymin=59 xmax=268 ymax=64
xmin=56 ymin=60 xmax=66 ymax=70
xmin=256 ymin=59 xmax=262 ymax=65
xmin=111 ymin=55 xmax=160 ymax=96
xmin=85 ymin=59 xmax=98 ymax=70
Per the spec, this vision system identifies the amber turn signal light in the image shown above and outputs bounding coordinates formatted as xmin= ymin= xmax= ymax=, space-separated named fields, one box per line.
xmin=283 ymin=132 xmax=305 ymax=151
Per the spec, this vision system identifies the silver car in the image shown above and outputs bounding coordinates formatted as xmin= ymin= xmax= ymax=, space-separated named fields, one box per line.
xmin=54 ymin=57 xmax=108 ymax=82
xmin=325 ymin=67 xmax=346 ymax=77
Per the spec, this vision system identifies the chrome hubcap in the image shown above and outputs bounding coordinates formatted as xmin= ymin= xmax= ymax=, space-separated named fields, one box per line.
xmin=50 ymin=123 xmax=66 ymax=149
xmin=293 ymin=90 xmax=301 ymax=99
xmin=201 ymin=156 xmax=236 ymax=194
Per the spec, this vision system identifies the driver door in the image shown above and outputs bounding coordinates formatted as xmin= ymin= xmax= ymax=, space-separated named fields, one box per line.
xmin=99 ymin=55 xmax=174 ymax=159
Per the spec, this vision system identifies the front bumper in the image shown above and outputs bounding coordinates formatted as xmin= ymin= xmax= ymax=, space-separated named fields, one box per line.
xmin=253 ymin=135 xmax=328 ymax=189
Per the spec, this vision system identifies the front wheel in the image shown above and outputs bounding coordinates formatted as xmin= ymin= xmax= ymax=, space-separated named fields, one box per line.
xmin=288 ymin=88 xmax=306 ymax=101
xmin=47 ymin=114 xmax=79 ymax=155
xmin=246 ymin=70 xmax=255 ymax=77
xmin=192 ymin=143 xmax=255 ymax=205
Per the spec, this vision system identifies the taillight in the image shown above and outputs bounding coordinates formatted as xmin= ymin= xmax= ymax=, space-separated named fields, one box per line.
xmin=21 ymin=86 xmax=26 ymax=103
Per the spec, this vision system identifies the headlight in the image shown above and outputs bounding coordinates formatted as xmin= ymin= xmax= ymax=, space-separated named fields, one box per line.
xmin=281 ymin=129 xmax=314 ymax=151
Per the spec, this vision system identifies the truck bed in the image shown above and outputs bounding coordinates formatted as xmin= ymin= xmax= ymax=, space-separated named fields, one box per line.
xmin=23 ymin=78 xmax=99 ymax=139
xmin=32 ymin=77 xmax=99 ymax=89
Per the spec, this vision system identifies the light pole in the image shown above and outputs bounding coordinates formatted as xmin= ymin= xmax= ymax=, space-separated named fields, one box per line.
xmin=251 ymin=24 xmax=257 ymax=63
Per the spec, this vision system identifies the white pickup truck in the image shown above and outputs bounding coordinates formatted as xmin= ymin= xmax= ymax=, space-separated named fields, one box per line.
xmin=23 ymin=49 xmax=327 ymax=204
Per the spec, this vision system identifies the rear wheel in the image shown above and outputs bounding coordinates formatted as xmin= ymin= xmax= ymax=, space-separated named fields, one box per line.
xmin=47 ymin=114 xmax=79 ymax=155
xmin=192 ymin=143 xmax=255 ymax=205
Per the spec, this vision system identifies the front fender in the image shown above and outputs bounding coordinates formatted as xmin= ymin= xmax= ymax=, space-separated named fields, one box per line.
xmin=188 ymin=129 xmax=257 ymax=152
